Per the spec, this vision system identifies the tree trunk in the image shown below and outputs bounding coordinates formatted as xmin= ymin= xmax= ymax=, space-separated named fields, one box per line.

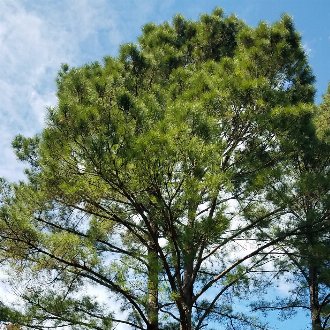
xmin=147 ymin=245 xmax=159 ymax=330
xmin=180 ymin=249 xmax=194 ymax=330
xmin=179 ymin=306 xmax=192 ymax=330
xmin=309 ymin=265 xmax=322 ymax=330
xmin=177 ymin=201 xmax=199 ymax=330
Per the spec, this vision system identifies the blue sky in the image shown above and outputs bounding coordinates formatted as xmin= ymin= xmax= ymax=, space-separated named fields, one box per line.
xmin=0 ymin=1 xmax=329 ymax=329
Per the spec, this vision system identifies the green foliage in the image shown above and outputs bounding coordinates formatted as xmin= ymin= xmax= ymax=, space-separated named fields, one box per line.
xmin=250 ymin=77 xmax=330 ymax=329
xmin=315 ymin=84 xmax=330 ymax=143
xmin=0 ymin=7 xmax=323 ymax=330
xmin=22 ymin=292 xmax=113 ymax=330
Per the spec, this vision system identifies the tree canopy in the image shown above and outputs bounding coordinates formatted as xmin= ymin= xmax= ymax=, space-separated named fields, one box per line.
xmin=0 ymin=8 xmax=328 ymax=330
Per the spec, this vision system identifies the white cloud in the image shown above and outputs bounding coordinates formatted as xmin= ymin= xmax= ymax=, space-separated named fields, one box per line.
xmin=303 ymin=43 xmax=312 ymax=57
xmin=276 ymin=278 xmax=295 ymax=297
xmin=0 ymin=0 xmax=125 ymax=180
xmin=0 ymin=272 xmax=18 ymax=305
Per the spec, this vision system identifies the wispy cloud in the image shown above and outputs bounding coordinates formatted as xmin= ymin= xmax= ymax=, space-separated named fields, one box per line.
xmin=0 ymin=0 xmax=127 ymax=180
xmin=275 ymin=277 xmax=295 ymax=297
xmin=303 ymin=43 xmax=312 ymax=58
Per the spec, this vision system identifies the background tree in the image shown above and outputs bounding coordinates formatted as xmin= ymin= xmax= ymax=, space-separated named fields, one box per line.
xmin=315 ymin=84 xmax=330 ymax=144
xmin=251 ymin=92 xmax=330 ymax=330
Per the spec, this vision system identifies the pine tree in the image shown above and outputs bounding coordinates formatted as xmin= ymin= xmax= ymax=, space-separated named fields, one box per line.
xmin=0 ymin=9 xmax=316 ymax=330
xmin=251 ymin=93 xmax=330 ymax=330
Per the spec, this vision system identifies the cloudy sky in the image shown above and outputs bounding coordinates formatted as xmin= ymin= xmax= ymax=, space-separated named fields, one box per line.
xmin=0 ymin=0 xmax=329 ymax=328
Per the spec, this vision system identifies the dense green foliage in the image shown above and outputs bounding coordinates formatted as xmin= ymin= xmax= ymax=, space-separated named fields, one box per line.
xmin=0 ymin=8 xmax=328 ymax=330
xmin=251 ymin=94 xmax=330 ymax=330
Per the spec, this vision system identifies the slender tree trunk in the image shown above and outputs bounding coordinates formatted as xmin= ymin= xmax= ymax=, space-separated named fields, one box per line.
xmin=179 ymin=306 xmax=192 ymax=330
xmin=147 ymin=244 xmax=159 ymax=330
xmin=178 ymin=202 xmax=198 ymax=330
xmin=180 ymin=250 xmax=194 ymax=330
xmin=309 ymin=265 xmax=322 ymax=330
